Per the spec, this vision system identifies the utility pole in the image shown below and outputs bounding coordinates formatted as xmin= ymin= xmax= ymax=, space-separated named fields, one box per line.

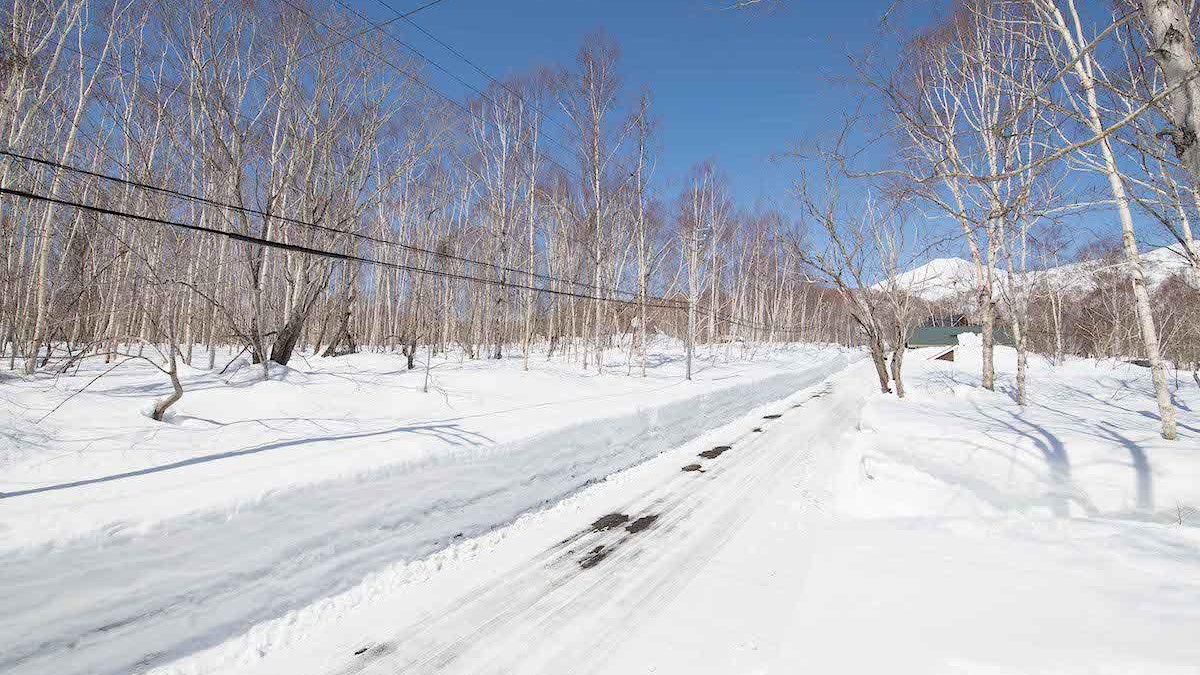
xmin=687 ymin=231 xmax=697 ymax=381
xmin=687 ymin=220 xmax=710 ymax=382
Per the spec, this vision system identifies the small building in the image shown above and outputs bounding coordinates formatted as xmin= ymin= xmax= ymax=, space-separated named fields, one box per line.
xmin=923 ymin=313 xmax=973 ymax=328
xmin=908 ymin=325 xmax=1013 ymax=361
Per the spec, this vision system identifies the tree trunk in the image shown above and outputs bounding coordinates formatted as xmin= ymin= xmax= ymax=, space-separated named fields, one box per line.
xmin=1140 ymin=0 xmax=1200 ymax=178
xmin=980 ymin=284 xmax=995 ymax=391
xmin=890 ymin=344 xmax=906 ymax=399
xmin=1100 ymin=143 xmax=1178 ymax=439
xmin=152 ymin=345 xmax=184 ymax=422
xmin=401 ymin=338 xmax=418 ymax=370
xmin=1046 ymin=0 xmax=1179 ymax=441
xmin=1099 ymin=144 xmax=1179 ymax=439
xmin=1013 ymin=318 xmax=1027 ymax=406
xmin=868 ymin=331 xmax=891 ymax=394
xmin=268 ymin=280 xmax=326 ymax=366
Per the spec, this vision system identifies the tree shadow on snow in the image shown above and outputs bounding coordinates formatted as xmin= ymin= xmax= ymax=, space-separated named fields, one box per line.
xmin=967 ymin=405 xmax=1098 ymax=518
xmin=1093 ymin=422 xmax=1154 ymax=513
xmin=1136 ymin=409 xmax=1200 ymax=434
xmin=1169 ymin=388 xmax=1193 ymax=413
xmin=970 ymin=399 xmax=1162 ymax=518
xmin=921 ymin=372 xmax=1178 ymax=520
xmin=0 ymin=423 xmax=492 ymax=500
xmin=1039 ymin=399 xmax=1170 ymax=514
xmin=1056 ymin=382 xmax=1198 ymax=434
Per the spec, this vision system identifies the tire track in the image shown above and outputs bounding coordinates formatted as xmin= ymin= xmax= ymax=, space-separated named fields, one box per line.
xmin=332 ymin=383 xmax=850 ymax=675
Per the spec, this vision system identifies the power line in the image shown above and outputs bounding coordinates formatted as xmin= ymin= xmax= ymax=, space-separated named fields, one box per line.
xmin=276 ymin=0 xmax=586 ymax=186
xmin=0 ymin=184 xmax=814 ymax=335
xmin=369 ymin=0 xmax=579 ymax=140
xmin=0 ymin=148 xmax=645 ymax=300
xmin=0 ymin=148 xmax=309 ymax=228
xmin=335 ymin=0 xmax=582 ymax=157
xmin=2 ymin=150 xmax=814 ymax=334
xmin=278 ymin=0 xmax=453 ymax=72
xmin=395 ymin=0 xmax=453 ymax=18
xmin=0 ymin=185 xmax=684 ymax=309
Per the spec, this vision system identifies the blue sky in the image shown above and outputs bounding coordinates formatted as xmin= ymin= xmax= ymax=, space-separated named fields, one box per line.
xmin=341 ymin=0 xmax=1178 ymax=259
xmin=347 ymin=0 xmax=895 ymax=208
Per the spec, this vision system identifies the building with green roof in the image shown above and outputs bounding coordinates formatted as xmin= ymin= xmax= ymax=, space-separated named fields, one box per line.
xmin=908 ymin=325 xmax=1014 ymax=348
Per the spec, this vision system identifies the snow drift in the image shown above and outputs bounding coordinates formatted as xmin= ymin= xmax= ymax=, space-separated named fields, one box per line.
xmin=779 ymin=341 xmax=1200 ymax=674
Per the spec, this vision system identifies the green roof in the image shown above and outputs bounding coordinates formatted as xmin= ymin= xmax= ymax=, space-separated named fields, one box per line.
xmin=909 ymin=326 xmax=1013 ymax=347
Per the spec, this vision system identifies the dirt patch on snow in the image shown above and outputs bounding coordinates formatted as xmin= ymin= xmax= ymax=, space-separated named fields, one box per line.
xmin=626 ymin=515 xmax=659 ymax=534
xmin=580 ymin=545 xmax=610 ymax=569
xmin=590 ymin=513 xmax=630 ymax=531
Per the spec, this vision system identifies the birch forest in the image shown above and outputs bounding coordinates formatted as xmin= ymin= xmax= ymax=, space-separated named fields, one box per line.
xmin=3 ymin=0 xmax=1200 ymax=439
xmin=1 ymin=0 xmax=848 ymax=389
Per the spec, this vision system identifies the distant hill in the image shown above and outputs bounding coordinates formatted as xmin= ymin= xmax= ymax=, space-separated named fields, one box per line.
xmin=883 ymin=245 xmax=1194 ymax=303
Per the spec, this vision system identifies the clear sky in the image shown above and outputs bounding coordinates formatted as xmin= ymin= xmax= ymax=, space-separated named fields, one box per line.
xmin=346 ymin=0 xmax=895 ymax=209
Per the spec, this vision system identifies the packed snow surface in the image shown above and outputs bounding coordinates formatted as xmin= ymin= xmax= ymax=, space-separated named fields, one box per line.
xmin=3 ymin=340 xmax=1198 ymax=675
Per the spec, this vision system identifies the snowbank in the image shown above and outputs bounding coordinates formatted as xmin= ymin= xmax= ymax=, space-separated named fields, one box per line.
xmin=780 ymin=343 xmax=1200 ymax=674
xmin=0 ymin=343 xmax=851 ymax=548
xmin=955 ymin=329 xmax=982 ymax=347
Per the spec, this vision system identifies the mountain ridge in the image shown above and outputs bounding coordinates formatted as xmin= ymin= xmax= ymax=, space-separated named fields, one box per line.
xmin=884 ymin=244 xmax=1194 ymax=302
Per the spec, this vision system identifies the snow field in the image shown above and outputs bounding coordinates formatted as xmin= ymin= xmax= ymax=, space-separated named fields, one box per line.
xmin=0 ymin=343 xmax=854 ymax=675
xmin=778 ymin=342 xmax=1200 ymax=674
xmin=4 ymin=339 xmax=1197 ymax=675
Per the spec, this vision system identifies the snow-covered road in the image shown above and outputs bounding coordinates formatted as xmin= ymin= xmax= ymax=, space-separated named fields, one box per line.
xmin=232 ymin=369 xmax=868 ymax=675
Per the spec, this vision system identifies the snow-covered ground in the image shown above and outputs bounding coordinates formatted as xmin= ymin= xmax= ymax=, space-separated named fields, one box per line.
xmin=176 ymin=342 xmax=1200 ymax=675
xmin=784 ymin=343 xmax=1200 ymax=674
xmin=0 ymin=342 xmax=853 ymax=675
xmin=4 ymin=339 xmax=1198 ymax=675
xmin=171 ymin=360 xmax=868 ymax=675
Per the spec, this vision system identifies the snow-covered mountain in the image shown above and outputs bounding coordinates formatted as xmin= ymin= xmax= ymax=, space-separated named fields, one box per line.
xmin=1034 ymin=244 xmax=1194 ymax=294
xmin=885 ymin=244 xmax=1194 ymax=302
xmin=884 ymin=257 xmax=1005 ymax=302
